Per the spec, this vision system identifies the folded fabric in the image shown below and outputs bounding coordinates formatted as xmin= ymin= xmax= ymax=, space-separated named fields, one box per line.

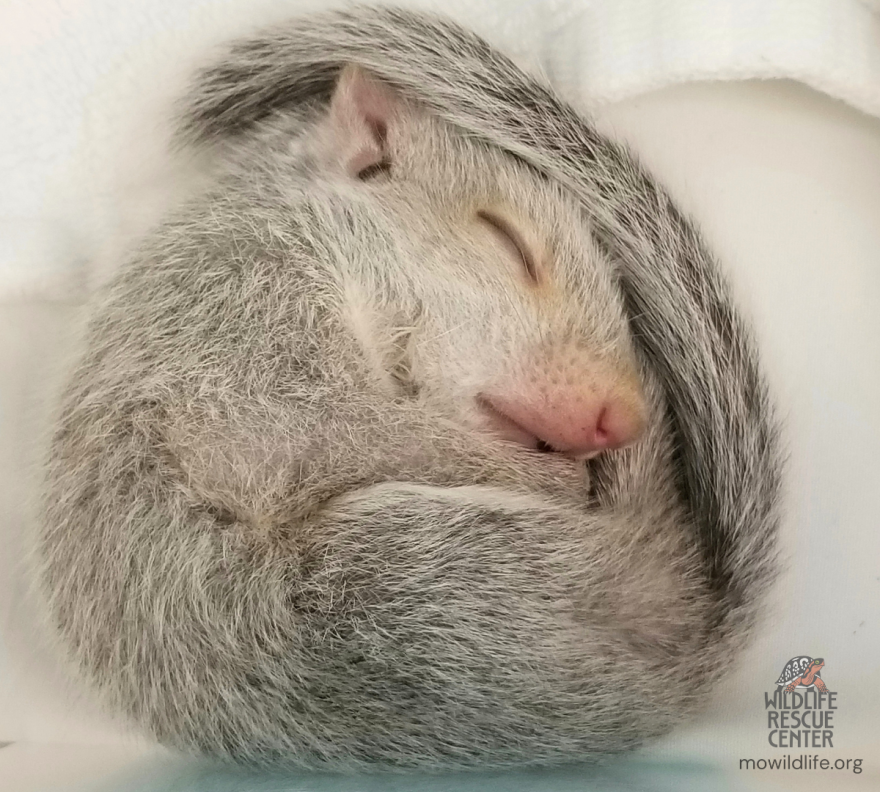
xmin=2 ymin=0 xmax=879 ymax=302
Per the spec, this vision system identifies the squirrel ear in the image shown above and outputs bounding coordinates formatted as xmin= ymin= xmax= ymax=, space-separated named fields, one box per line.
xmin=327 ymin=65 xmax=398 ymax=178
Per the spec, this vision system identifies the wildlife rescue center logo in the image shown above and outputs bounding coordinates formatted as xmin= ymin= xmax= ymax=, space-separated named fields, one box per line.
xmin=739 ymin=655 xmax=864 ymax=776
xmin=765 ymin=656 xmax=834 ymax=748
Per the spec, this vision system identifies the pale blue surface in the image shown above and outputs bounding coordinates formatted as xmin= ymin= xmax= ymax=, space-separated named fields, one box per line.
xmin=90 ymin=758 xmax=734 ymax=792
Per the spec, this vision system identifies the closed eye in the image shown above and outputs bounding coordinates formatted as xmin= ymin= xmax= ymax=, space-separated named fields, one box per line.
xmin=476 ymin=210 xmax=539 ymax=283
xmin=357 ymin=157 xmax=391 ymax=180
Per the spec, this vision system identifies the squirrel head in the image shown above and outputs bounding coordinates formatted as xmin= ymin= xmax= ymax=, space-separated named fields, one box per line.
xmin=312 ymin=66 xmax=647 ymax=457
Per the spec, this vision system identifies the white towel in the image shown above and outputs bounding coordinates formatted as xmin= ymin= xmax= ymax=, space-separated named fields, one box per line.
xmin=2 ymin=0 xmax=879 ymax=302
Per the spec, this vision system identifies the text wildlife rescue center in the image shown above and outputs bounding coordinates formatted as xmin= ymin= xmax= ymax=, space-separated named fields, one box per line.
xmin=764 ymin=689 xmax=838 ymax=748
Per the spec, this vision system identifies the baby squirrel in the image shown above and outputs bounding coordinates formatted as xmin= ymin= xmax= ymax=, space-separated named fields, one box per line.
xmin=39 ymin=6 xmax=782 ymax=771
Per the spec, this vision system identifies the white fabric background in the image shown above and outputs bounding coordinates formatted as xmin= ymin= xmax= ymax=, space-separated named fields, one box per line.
xmin=2 ymin=0 xmax=879 ymax=303
xmin=1 ymin=1 xmax=879 ymax=789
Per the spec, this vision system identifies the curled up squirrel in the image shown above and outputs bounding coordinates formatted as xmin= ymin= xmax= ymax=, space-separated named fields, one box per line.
xmin=38 ymin=5 xmax=782 ymax=771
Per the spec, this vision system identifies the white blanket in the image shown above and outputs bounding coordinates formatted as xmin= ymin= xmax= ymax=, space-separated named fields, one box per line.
xmin=2 ymin=0 xmax=879 ymax=302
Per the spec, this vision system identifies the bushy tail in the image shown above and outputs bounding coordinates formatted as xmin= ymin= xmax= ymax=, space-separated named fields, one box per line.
xmin=180 ymin=5 xmax=782 ymax=639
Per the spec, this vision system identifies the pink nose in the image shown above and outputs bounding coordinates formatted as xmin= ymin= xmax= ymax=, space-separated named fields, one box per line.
xmin=478 ymin=390 xmax=646 ymax=457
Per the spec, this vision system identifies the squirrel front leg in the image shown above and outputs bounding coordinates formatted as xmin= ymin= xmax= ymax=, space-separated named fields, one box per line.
xmin=164 ymin=392 xmax=591 ymax=538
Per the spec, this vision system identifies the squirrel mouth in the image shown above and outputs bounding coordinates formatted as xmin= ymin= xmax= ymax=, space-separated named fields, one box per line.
xmin=476 ymin=394 xmax=541 ymax=448
xmin=475 ymin=394 xmax=599 ymax=460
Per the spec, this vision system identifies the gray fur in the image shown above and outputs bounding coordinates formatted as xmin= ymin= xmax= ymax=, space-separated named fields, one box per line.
xmin=38 ymin=6 xmax=781 ymax=772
